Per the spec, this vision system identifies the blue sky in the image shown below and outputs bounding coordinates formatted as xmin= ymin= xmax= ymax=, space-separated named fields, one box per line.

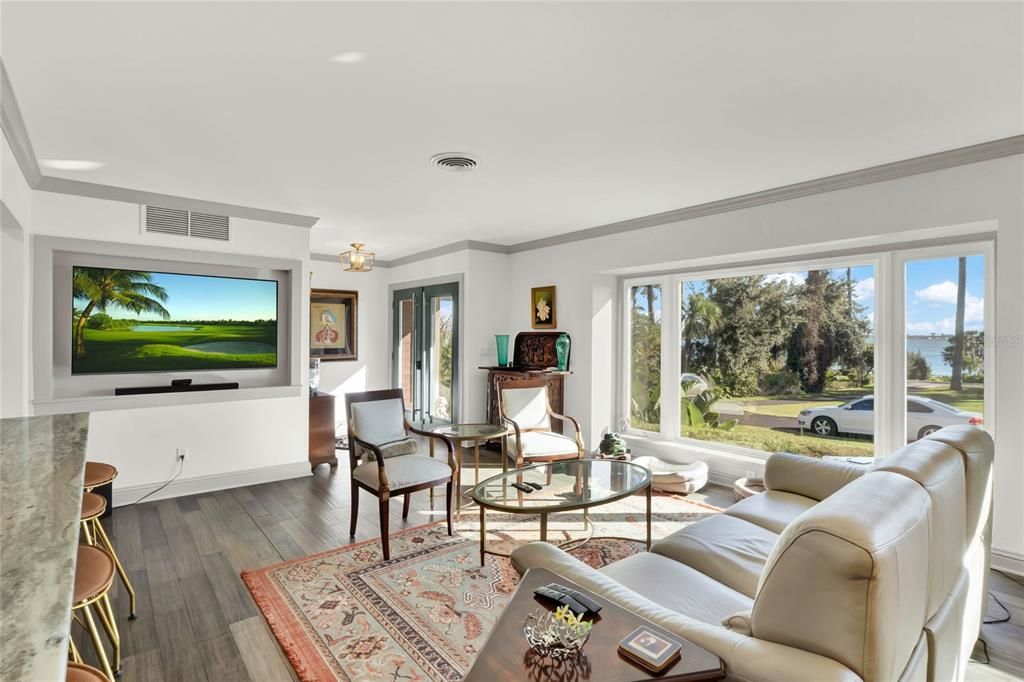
xmin=108 ymin=272 xmax=277 ymax=321
xmin=643 ymin=254 xmax=985 ymax=337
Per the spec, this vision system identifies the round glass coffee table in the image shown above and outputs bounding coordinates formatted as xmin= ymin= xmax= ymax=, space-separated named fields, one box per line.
xmin=470 ymin=460 xmax=652 ymax=565
xmin=428 ymin=423 xmax=509 ymax=512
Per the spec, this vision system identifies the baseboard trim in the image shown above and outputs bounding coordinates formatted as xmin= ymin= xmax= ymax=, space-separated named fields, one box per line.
xmin=991 ymin=548 xmax=1024 ymax=578
xmin=112 ymin=460 xmax=311 ymax=507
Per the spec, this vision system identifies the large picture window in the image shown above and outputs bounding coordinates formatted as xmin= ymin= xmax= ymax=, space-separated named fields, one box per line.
xmin=622 ymin=244 xmax=992 ymax=459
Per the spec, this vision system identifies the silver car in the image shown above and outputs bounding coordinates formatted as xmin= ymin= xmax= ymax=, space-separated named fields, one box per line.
xmin=798 ymin=395 xmax=983 ymax=441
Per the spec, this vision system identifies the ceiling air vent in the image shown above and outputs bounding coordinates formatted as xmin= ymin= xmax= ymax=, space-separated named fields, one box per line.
xmin=188 ymin=212 xmax=230 ymax=241
xmin=430 ymin=152 xmax=480 ymax=172
xmin=144 ymin=206 xmax=189 ymax=236
xmin=144 ymin=206 xmax=230 ymax=241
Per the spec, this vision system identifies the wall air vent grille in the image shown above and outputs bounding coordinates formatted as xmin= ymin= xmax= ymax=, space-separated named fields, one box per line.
xmin=144 ymin=206 xmax=189 ymax=236
xmin=144 ymin=206 xmax=230 ymax=241
xmin=430 ymin=153 xmax=480 ymax=172
xmin=188 ymin=212 xmax=230 ymax=241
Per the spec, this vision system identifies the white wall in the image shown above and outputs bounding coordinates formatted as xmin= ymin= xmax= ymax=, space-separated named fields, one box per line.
xmin=308 ymin=259 xmax=390 ymax=433
xmin=25 ymin=190 xmax=316 ymax=502
xmin=502 ymin=155 xmax=1024 ymax=570
xmin=1 ymin=133 xmax=33 ymax=418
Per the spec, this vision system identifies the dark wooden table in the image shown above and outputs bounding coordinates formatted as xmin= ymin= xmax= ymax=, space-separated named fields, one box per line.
xmin=463 ymin=567 xmax=725 ymax=682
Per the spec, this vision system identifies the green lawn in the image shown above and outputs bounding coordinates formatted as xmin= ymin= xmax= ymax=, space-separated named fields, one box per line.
xmin=908 ymin=385 xmax=984 ymax=413
xmin=681 ymin=424 xmax=875 ymax=457
xmin=73 ymin=323 xmax=277 ymax=373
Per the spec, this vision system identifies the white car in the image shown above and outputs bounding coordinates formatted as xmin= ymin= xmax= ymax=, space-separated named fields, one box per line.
xmin=798 ymin=395 xmax=983 ymax=441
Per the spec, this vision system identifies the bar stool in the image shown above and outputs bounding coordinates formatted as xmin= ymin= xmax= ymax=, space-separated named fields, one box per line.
xmin=67 ymin=662 xmax=110 ymax=682
xmin=71 ymin=545 xmax=121 ymax=681
xmin=80 ymin=491 xmax=136 ymax=619
xmin=83 ymin=462 xmax=117 ymax=492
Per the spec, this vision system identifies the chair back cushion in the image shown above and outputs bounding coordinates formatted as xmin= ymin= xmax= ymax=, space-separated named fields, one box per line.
xmin=751 ymin=471 xmax=930 ymax=682
xmin=500 ymin=385 xmax=550 ymax=430
xmin=350 ymin=398 xmax=406 ymax=444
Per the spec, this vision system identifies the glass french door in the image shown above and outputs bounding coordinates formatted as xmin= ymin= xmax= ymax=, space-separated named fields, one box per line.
xmin=392 ymin=282 xmax=459 ymax=426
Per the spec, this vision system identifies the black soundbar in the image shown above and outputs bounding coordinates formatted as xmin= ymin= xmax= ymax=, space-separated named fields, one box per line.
xmin=115 ymin=382 xmax=240 ymax=396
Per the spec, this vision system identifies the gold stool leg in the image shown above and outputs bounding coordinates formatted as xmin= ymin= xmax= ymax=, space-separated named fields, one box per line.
xmin=81 ymin=519 xmax=96 ymax=545
xmin=79 ymin=603 xmax=115 ymax=682
xmin=95 ymin=593 xmax=121 ymax=675
xmin=92 ymin=517 xmax=137 ymax=619
xmin=68 ymin=635 xmax=83 ymax=663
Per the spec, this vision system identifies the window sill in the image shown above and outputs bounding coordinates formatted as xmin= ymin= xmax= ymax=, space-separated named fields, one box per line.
xmin=621 ymin=432 xmax=767 ymax=486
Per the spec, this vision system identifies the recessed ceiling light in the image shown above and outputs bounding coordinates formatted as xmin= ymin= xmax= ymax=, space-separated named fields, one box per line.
xmin=41 ymin=159 xmax=104 ymax=171
xmin=330 ymin=51 xmax=367 ymax=65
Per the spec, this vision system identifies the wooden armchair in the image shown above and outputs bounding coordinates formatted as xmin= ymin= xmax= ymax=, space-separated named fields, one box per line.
xmin=498 ymin=379 xmax=585 ymax=470
xmin=345 ymin=389 xmax=455 ymax=560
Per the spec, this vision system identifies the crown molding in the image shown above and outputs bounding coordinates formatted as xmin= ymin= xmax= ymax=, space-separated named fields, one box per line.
xmin=35 ymin=176 xmax=319 ymax=228
xmin=507 ymin=135 xmax=1024 ymax=254
xmin=0 ymin=61 xmax=42 ymax=186
xmin=1 ymin=58 xmax=319 ymax=228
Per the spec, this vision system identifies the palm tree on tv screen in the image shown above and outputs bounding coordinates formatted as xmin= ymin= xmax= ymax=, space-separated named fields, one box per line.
xmin=73 ymin=268 xmax=170 ymax=358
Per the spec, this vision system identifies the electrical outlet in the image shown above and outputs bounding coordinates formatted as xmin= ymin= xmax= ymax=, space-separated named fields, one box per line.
xmin=177 ymin=447 xmax=188 ymax=461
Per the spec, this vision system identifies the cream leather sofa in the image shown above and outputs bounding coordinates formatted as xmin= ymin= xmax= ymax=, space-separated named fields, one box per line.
xmin=510 ymin=426 xmax=994 ymax=682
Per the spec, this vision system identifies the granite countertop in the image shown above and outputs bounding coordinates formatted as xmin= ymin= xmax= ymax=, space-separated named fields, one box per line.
xmin=1 ymin=413 xmax=90 ymax=682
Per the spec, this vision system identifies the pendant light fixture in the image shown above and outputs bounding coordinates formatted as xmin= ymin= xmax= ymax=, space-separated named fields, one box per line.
xmin=339 ymin=242 xmax=375 ymax=272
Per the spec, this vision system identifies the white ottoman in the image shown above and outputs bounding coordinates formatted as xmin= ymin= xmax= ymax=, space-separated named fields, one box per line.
xmin=631 ymin=456 xmax=709 ymax=494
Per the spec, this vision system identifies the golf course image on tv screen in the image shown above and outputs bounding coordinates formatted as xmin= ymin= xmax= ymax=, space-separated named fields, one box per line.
xmin=72 ymin=267 xmax=278 ymax=374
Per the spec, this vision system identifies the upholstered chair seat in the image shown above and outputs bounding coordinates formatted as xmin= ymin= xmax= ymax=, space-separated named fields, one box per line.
xmin=508 ymin=431 xmax=581 ymax=459
xmin=352 ymin=455 xmax=453 ymax=490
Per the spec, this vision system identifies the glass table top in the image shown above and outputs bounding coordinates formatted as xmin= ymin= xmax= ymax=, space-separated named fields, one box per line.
xmin=470 ymin=460 xmax=651 ymax=512
xmin=430 ymin=423 xmax=508 ymax=439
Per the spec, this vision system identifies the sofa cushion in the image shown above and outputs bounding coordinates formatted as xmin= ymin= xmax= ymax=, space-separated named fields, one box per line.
xmin=752 ymin=471 xmax=931 ymax=682
xmin=725 ymin=490 xmax=817 ymax=534
xmin=600 ymin=552 xmax=753 ymax=625
xmin=873 ymin=439 xmax=966 ymax=618
xmin=651 ymin=514 xmax=777 ymax=597
xmin=764 ymin=451 xmax=867 ymax=501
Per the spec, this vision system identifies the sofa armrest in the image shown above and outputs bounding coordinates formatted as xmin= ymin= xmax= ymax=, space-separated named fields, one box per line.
xmin=763 ymin=452 xmax=867 ymax=501
xmin=510 ymin=543 xmax=861 ymax=682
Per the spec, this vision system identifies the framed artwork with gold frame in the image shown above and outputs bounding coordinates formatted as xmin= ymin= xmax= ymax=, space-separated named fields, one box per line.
xmin=530 ymin=285 xmax=557 ymax=329
xmin=310 ymin=288 xmax=358 ymax=361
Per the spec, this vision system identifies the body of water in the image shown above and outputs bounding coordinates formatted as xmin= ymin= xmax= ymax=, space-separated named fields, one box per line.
xmin=908 ymin=336 xmax=953 ymax=375
xmin=131 ymin=325 xmax=198 ymax=332
xmin=184 ymin=341 xmax=275 ymax=355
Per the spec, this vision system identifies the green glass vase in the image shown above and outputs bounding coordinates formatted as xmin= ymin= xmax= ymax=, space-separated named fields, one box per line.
xmin=495 ymin=334 xmax=510 ymax=367
xmin=555 ymin=333 xmax=570 ymax=371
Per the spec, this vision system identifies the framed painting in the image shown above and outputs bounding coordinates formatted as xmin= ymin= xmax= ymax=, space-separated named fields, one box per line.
xmin=530 ymin=285 xmax=557 ymax=329
xmin=310 ymin=288 xmax=358 ymax=361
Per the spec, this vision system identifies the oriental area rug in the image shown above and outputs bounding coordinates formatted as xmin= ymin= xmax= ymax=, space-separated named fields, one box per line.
xmin=241 ymin=493 xmax=720 ymax=682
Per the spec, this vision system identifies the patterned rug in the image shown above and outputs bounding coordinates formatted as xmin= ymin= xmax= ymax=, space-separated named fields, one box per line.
xmin=242 ymin=493 xmax=720 ymax=682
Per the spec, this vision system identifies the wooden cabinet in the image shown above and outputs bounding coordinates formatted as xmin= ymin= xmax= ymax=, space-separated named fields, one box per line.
xmin=309 ymin=393 xmax=338 ymax=472
xmin=480 ymin=331 xmax=570 ymax=434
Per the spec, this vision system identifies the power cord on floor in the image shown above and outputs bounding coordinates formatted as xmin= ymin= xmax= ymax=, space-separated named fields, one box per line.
xmin=129 ymin=456 xmax=185 ymax=506
xmin=983 ymin=593 xmax=1011 ymax=625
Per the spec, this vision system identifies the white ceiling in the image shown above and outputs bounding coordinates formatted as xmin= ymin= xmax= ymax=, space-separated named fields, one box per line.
xmin=4 ymin=2 xmax=1021 ymax=258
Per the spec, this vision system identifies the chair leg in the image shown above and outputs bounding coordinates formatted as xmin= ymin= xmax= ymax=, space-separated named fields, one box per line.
xmin=80 ymin=603 xmax=115 ymax=682
xmin=379 ymin=498 xmax=390 ymax=561
xmin=93 ymin=518 xmax=137 ymax=619
xmin=402 ymin=492 xmax=410 ymax=520
xmin=445 ymin=481 xmax=453 ymax=536
xmin=349 ymin=482 xmax=359 ymax=537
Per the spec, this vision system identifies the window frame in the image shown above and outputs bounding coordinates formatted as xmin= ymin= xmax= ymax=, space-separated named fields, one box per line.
xmin=618 ymin=239 xmax=994 ymax=460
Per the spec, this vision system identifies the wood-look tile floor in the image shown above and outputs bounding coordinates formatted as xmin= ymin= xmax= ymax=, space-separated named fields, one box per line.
xmin=78 ymin=452 xmax=1024 ymax=681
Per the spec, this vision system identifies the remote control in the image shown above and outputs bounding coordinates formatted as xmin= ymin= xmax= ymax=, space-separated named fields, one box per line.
xmin=511 ymin=482 xmax=534 ymax=493
xmin=533 ymin=586 xmax=589 ymax=616
xmin=526 ymin=482 xmax=543 ymax=490
xmin=548 ymin=583 xmax=602 ymax=615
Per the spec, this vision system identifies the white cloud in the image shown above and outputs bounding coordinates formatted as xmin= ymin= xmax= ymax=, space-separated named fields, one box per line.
xmin=765 ymin=272 xmax=805 ymax=286
xmin=915 ymin=281 xmax=959 ymax=305
xmin=854 ymin=277 xmax=874 ymax=301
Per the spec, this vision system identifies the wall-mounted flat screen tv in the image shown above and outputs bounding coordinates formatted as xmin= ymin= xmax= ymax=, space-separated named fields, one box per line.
xmin=71 ymin=267 xmax=278 ymax=374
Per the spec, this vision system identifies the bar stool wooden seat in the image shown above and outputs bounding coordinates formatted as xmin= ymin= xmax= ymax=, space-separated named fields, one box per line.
xmin=80 ymin=492 xmax=136 ymax=619
xmin=83 ymin=462 xmax=117 ymax=491
xmin=67 ymin=662 xmax=110 ymax=682
xmin=71 ymin=545 xmax=121 ymax=681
